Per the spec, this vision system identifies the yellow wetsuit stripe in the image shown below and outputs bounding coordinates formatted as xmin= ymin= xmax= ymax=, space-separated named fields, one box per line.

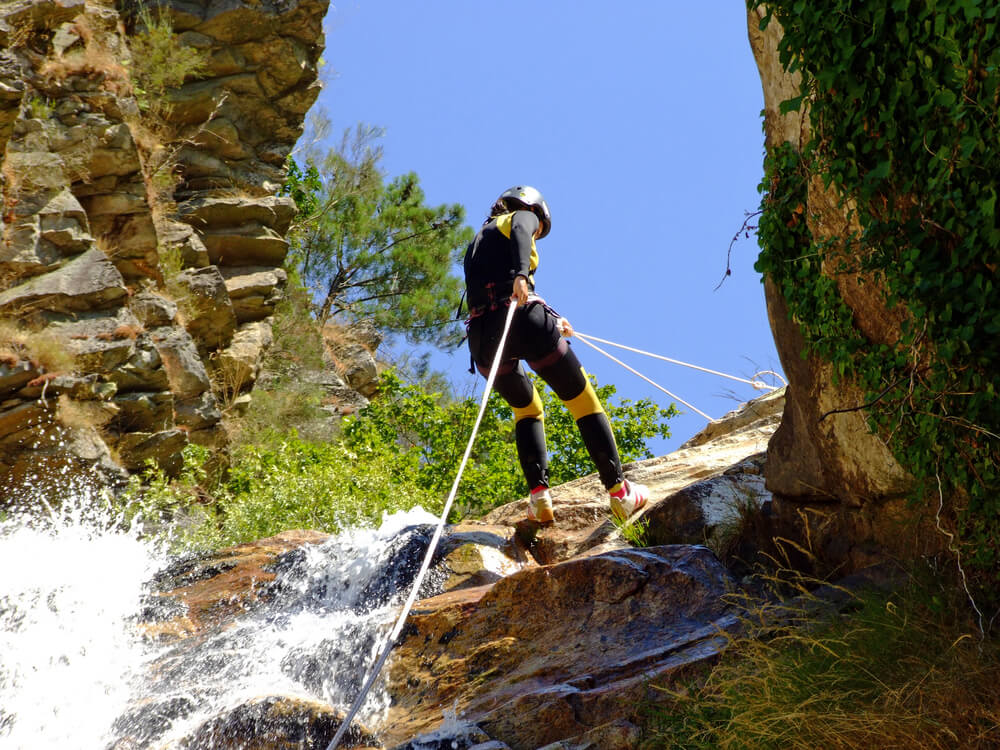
xmin=563 ymin=369 xmax=605 ymax=420
xmin=495 ymin=212 xmax=539 ymax=279
xmin=512 ymin=385 xmax=544 ymax=423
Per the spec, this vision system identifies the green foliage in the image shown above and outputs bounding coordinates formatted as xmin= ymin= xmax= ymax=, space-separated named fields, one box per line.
xmin=128 ymin=3 xmax=207 ymax=109
xmin=648 ymin=573 xmax=1000 ymax=748
xmin=25 ymin=96 xmax=53 ymax=120
xmin=751 ymin=0 xmax=1000 ymax=590
xmin=115 ymin=444 xmax=214 ymax=537
xmin=343 ymin=370 xmax=676 ymax=519
xmin=612 ymin=514 xmax=650 ymax=547
xmin=193 ymin=437 xmax=441 ymax=548
xmin=283 ymin=126 xmax=473 ymax=346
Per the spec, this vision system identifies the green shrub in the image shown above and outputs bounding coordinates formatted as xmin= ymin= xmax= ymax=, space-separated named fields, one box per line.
xmin=343 ymin=370 xmax=676 ymax=519
xmin=196 ymin=436 xmax=441 ymax=548
xmin=128 ymin=3 xmax=207 ymax=110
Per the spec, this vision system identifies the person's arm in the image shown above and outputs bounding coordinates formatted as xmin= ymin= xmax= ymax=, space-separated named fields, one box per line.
xmin=509 ymin=210 xmax=539 ymax=278
xmin=509 ymin=210 xmax=539 ymax=305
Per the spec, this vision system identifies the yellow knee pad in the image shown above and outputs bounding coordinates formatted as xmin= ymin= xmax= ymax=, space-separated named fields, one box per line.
xmin=512 ymin=386 xmax=544 ymax=423
xmin=563 ymin=370 xmax=604 ymax=420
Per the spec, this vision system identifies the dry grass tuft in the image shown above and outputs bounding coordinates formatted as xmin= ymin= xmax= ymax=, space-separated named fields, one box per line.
xmin=645 ymin=567 xmax=1000 ymax=749
xmin=0 ymin=320 xmax=76 ymax=374
xmin=38 ymin=16 xmax=130 ymax=95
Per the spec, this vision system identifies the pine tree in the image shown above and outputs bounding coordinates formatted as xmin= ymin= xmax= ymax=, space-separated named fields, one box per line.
xmin=285 ymin=125 xmax=472 ymax=347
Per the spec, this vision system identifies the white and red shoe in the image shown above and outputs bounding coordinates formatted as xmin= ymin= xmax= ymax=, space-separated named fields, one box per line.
xmin=609 ymin=479 xmax=648 ymax=521
xmin=527 ymin=487 xmax=555 ymax=524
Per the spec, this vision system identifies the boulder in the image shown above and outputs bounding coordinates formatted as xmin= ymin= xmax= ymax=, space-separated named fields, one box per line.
xmin=111 ymin=334 xmax=171 ymax=393
xmin=178 ymin=195 xmax=298 ymax=236
xmin=15 ymin=373 xmax=113 ymax=401
xmin=115 ymin=428 xmax=188 ymax=474
xmin=174 ymin=390 xmax=222 ymax=431
xmin=221 ymin=265 xmax=287 ymax=323
xmin=381 ymin=545 xmax=739 ymax=748
xmin=173 ymin=696 xmax=377 ymax=750
xmin=51 ymin=308 xmax=142 ymax=373
xmin=109 ymin=391 xmax=174 ymax=434
xmin=0 ymin=247 xmax=127 ymax=314
xmin=131 ymin=290 xmax=178 ymax=328
xmin=173 ymin=265 xmax=237 ymax=352
xmin=643 ymin=453 xmax=769 ymax=548
xmin=158 ymin=221 xmax=210 ymax=270
xmin=747 ymin=9 xmax=915 ymax=526
xmin=36 ymin=187 xmax=92 ymax=255
xmin=149 ymin=325 xmax=212 ymax=400
xmin=197 ymin=223 xmax=290 ymax=266
xmin=333 ymin=343 xmax=378 ymax=398
xmin=210 ymin=319 xmax=273 ymax=396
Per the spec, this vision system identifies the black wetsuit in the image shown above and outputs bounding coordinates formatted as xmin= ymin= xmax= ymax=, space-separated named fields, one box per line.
xmin=464 ymin=210 xmax=625 ymax=492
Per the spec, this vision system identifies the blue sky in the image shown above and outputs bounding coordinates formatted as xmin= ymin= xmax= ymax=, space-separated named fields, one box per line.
xmin=306 ymin=1 xmax=781 ymax=452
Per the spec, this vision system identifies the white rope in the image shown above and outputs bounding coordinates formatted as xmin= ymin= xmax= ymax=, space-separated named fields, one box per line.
xmin=574 ymin=332 xmax=787 ymax=391
xmin=326 ymin=301 xmax=518 ymax=750
xmin=573 ymin=334 xmax=715 ymax=421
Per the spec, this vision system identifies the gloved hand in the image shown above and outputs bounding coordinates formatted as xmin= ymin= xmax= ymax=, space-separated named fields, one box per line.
xmin=558 ymin=317 xmax=574 ymax=337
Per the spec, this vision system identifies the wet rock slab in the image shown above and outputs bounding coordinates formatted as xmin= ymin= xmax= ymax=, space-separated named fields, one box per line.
xmin=381 ymin=545 xmax=739 ymax=750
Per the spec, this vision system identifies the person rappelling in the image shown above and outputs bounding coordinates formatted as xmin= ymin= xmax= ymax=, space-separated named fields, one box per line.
xmin=463 ymin=185 xmax=649 ymax=524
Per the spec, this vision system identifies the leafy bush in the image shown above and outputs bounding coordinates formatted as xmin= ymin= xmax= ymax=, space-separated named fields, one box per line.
xmin=124 ymin=365 xmax=675 ymax=549
xmin=128 ymin=4 xmax=206 ymax=109
xmin=192 ymin=437 xmax=441 ymax=548
xmin=343 ymin=369 xmax=676 ymax=519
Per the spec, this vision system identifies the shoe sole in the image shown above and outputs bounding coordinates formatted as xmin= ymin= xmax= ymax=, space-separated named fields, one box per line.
xmin=528 ymin=507 xmax=556 ymax=524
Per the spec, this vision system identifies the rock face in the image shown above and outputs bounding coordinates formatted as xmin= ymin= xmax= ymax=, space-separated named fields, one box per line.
xmin=126 ymin=393 xmax=783 ymax=750
xmin=0 ymin=0 xmax=329 ymax=491
xmin=745 ymin=8 xmax=937 ymax=573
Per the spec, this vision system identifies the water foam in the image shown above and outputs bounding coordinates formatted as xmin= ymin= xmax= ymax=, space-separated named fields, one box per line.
xmin=0 ymin=496 xmax=439 ymax=748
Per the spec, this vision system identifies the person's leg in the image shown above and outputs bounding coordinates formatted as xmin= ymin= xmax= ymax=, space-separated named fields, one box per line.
xmin=518 ymin=304 xmax=649 ymax=518
xmin=467 ymin=309 xmax=550 ymax=506
xmin=492 ymin=363 xmax=549 ymax=493
xmin=529 ymin=339 xmax=625 ymax=491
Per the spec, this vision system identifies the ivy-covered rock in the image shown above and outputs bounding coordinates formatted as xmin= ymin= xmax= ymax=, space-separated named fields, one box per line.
xmin=748 ymin=0 xmax=1000 ymax=588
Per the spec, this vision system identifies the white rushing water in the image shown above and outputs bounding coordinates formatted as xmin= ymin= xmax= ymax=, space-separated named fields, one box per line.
xmin=0 ymin=486 xmax=439 ymax=750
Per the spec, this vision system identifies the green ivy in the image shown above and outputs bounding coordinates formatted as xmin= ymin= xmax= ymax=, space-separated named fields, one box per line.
xmin=751 ymin=0 xmax=1000 ymax=587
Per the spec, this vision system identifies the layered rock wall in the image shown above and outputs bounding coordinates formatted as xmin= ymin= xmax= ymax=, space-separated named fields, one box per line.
xmin=0 ymin=0 xmax=328 ymax=491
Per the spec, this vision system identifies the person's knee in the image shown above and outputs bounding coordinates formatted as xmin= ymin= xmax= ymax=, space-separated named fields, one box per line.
xmin=512 ymin=385 xmax=544 ymax=423
xmin=563 ymin=373 xmax=604 ymax=420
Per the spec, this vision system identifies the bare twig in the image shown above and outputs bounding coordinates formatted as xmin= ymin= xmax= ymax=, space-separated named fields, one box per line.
xmin=716 ymin=209 xmax=763 ymax=290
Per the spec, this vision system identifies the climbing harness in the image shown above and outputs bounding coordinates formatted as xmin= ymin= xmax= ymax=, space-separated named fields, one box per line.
xmin=573 ymin=331 xmax=786 ymax=423
xmin=326 ymin=301 xmax=519 ymax=750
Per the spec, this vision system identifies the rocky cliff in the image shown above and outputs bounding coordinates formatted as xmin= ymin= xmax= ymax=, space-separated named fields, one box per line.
xmin=746 ymin=7 xmax=941 ymax=574
xmin=0 ymin=0 xmax=328 ymax=494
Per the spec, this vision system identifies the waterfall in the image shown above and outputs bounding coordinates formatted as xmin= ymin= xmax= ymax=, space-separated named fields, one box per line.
xmin=0 ymin=486 xmax=441 ymax=749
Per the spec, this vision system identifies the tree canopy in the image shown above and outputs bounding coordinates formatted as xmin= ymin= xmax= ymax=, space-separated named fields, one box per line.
xmin=284 ymin=125 xmax=472 ymax=347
